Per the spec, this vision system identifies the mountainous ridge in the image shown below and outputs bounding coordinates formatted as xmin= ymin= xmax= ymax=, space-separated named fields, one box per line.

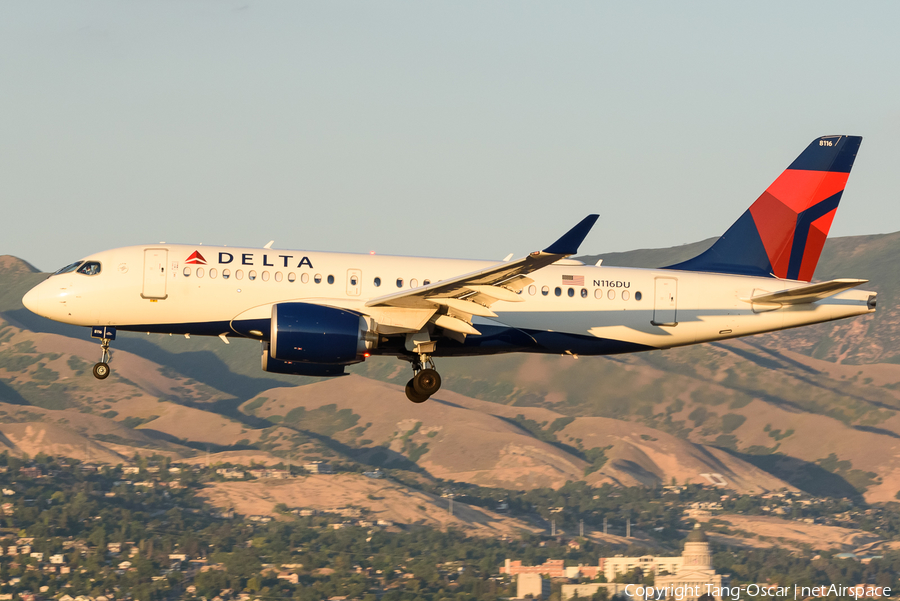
xmin=0 ymin=230 xmax=898 ymax=502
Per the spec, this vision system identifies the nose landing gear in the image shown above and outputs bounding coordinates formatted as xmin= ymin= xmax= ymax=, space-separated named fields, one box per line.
xmin=90 ymin=326 xmax=116 ymax=380
xmin=405 ymin=355 xmax=442 ymax=403
xmin=93 ymin=339 xmax=111 ymax=380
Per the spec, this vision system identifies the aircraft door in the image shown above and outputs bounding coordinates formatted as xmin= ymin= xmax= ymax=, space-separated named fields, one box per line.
xmin=142 ymin=249 xmax=168 ymax=300
xmin=652 ymin=277 xmax=677 ymax=326
xmin=346 ymin=269 xmax=362 ymax=296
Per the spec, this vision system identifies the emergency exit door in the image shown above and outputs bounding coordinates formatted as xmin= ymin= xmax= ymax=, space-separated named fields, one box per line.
xmin=652 ymin=277 xmax=677 ymax=326
xmin=346 ymin=269 xmax=362 ymax=296
xmin=142 ymin=249 xmax=168 ymax=300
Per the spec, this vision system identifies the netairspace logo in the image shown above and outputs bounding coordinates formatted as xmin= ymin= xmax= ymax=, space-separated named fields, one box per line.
xmin=623 ymin=583 xmax=890 ymax=600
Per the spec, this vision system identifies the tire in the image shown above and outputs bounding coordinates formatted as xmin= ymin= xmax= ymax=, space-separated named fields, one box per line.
xmin=413 ymin=368 xmax=441 ymax=396
xmin=405 ymin=380 xmax=429 ymax=403
xmin=93 ymin=362 xmax=111 ymax=380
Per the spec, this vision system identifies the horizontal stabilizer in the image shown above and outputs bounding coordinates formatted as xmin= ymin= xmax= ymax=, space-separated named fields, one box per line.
xmin=744 ymin=278 xmax=868 ymax=305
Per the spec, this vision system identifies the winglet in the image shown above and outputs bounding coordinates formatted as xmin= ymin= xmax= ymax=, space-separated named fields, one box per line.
xmin=542 ymin=214 xmax=599 ymax=255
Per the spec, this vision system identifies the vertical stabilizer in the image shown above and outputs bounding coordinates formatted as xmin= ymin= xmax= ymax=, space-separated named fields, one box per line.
xmin=666 ymin=135 xmax=862 ymax=281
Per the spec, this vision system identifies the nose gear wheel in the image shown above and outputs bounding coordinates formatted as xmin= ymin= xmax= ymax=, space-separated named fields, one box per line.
xmin=93 ymin=337 xmax=113 ymax=380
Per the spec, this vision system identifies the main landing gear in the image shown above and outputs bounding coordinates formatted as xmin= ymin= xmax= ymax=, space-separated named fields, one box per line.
xmin=90 ymin=326 xmax=116 ymax=380
xmin=405 ymin=355 xmax=442 ymax=403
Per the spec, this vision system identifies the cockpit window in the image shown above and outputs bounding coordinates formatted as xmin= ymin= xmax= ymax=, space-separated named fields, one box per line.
xmin=53 ymin=261 xmax=83 ymax=275
xmin=76 ymin=261 xmax=102 ymax=276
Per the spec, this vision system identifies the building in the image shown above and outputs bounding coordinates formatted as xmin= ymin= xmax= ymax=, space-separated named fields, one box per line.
xmin=216 ymin=468 xmax=246 ymax=479
xmin=304 ymin=461 xmax=333 ymax=474
xmin=602 ymin=554 xmax=682 ymax=581
xmin=654 ymin=524 xmax=726 ymax=600
xmin=502 ymin=554 xmax=674 ymax=582
xmin=248 ymin=468 xmax=292 ymax=479
xmin=561 ymin=583 xmax=633 ymax=600
xmin=517 ymin=573 xmax=551 ymax=599
xmin=506 ymin=525 xmax=727 ymax=601
xmin=503 ymin=558 xmax=566 ymax=578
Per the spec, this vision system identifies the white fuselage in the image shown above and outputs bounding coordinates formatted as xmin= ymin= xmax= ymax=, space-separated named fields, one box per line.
xmin=22 ymin=244 xmax=875 ymax=357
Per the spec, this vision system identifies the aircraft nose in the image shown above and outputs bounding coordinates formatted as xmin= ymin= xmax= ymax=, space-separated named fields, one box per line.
xmin=22 ymin=283 xmax=46 ymax=316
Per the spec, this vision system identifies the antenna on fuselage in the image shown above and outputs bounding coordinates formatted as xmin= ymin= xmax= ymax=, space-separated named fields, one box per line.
xmin=264 ymin=240 xmax=274 ymax=249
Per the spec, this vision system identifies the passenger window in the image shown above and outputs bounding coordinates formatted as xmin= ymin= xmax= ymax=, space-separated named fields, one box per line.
xmin=374 ymin=277 xmax=381 ymax=287
xmin=594 ymin=289 xmax=602 ymax=299
xmin=555 ymin=287 xmax=562 ymax=297
xmin=528 ymin=285 xmax=536 ymax=296
xmin=607 ymin=289 xmax=615 ymax=300
xmin=223 ymin=269 xmax=231 ymax=280
xmin=622 ymin=290 xmax=630 ymax=301
xmin=197 ymin=268 xmax=204 ymax=278
xmin=183 ymin=267 xmax=191 ymax=277
xmin=235 ymin=270 xmax=244 ymax=280
xmin=541 ymin=286 xmax=549 ymax=296
xmin=77 ymin=262 xmax=101 ymax=276
xmin=314 ymin=274 xmax=322 ymax=284
xmin=301 ymin=273 xmax=309 ymax=283
xmin=396 ymin=278 xmax=403 ymax=288
xmin=567 ymin=288 xmax=575 ymax=297
xmin=288 ymin=272 xmax=296 ymax=282
xmin=248 ymin=270 xmax=257 ymax=281
xmin=262 ymin=271 xmax=270 ymax=281
xmin=275 ymin=272 xmax=283 ymax=282
xmin=209 ymin=268 xmax=218 ymax=279
xmin=635 ymin=291 xmax=642 ymax=301
xmin=581 ymin=288 xmax=587 ymax=298
xmin=423 ymin=279 xmax=431 ymax=286
xmin=327 ymin=275 xmax=335 ymax=284
xmin=350 ymin=276 xmax=358 ymax=286
xmin=411 ymin=279 xmax=418 ymax=288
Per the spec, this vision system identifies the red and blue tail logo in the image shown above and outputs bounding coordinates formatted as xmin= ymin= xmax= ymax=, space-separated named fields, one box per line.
xmin=667 ymin=135 xmax=862 ymax=282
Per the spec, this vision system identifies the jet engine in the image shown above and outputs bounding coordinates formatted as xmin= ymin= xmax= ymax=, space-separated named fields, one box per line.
xmin=269 ymin=302 xmax=375 ymax=365
xmin=261 ymin=343 xmax=348 ymax=377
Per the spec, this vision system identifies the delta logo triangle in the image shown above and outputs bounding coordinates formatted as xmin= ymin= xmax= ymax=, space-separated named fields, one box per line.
xmin=185 ymin=251 xmax=207 ymax=265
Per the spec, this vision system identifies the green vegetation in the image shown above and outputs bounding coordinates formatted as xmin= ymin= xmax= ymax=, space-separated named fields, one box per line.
xmin=282 ymin=403 xmax=361 ymax=436
xmin=3 ymin=451 xmax=900 ymax=600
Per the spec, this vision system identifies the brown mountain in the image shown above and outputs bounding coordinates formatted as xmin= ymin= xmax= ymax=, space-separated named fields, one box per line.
xmin=1 ymin=230 xmax=899 ymax=501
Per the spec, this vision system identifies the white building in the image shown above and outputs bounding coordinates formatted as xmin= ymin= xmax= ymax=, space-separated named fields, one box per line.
xmin=518 ymin=573 xmax=551 ymax=599
xmin=602 ymin=554 xmax=682 ymax=582
xmin=304 ymin=461 xmax=333 ymax=474
xmin=654 ymin=524 xmax=726 ymax=601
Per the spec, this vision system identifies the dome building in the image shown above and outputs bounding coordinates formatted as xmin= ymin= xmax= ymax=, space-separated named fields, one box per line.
xmin=654 ymin=524 xmax=726 ymax=601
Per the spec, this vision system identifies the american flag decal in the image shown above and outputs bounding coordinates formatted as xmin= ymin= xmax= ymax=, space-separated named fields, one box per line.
xmin=562 ymin=274 xmax=584 ymax=286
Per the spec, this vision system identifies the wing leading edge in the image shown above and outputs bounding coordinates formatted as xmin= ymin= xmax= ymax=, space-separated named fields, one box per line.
xmin=365 ymin=215 xmax=599 ymax=321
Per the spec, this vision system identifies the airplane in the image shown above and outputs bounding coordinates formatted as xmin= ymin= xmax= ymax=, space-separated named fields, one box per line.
xmin=23 ymin=135 xmax=875 ymax=403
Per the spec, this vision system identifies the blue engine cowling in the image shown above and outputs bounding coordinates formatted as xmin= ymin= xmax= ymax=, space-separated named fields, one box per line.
xmin=261 ymin=343 xmax=347 ymax=377
xmin=270 ymin=302 xmax=372 ymax=365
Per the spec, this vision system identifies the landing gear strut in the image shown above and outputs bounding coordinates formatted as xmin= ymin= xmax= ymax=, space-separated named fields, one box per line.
xmin=93 ymin=338 xmax=111 ymax=380
xmin=90 ymin=326 xmax=116 ymax=380
xmin=405 ymin=354 xmax=442 ymax=403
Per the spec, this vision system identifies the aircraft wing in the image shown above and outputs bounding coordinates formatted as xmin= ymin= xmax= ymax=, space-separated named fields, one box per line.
xmin=745 ymin=278 xmax=868 ymax=305
xmin=365 ymin=215 xmax=598 ymax=331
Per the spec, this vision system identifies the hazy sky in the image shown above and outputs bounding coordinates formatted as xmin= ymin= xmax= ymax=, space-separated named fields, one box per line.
xmin=3 ymin=2 xmax=900 ymax=272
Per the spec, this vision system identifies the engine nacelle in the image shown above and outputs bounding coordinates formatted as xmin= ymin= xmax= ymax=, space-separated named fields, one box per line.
xmin=270 ymin=302 xmax=375 ymax=365
xmin=261 ymin=343 xmax=347 ymax=377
